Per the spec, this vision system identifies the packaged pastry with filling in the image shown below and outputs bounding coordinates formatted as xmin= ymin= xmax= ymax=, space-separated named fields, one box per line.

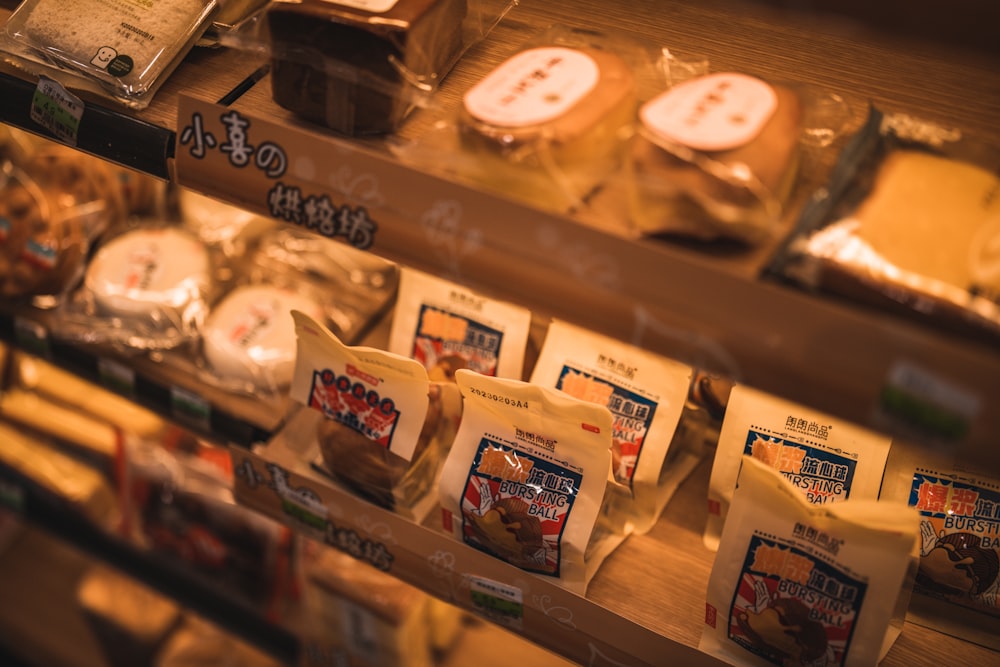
xmin=529 ymin=318 xmax=698 ymax=535
xmin=388 ymin=267 xmax=531 ymax=381
xmin=0 ymin=146 xmax=126 ymax=304
xmin=264 ymin=0 xmax=513 ymax=135
xmin=50 ymin=223 xmax=215 ymax=350
xmin=438 ymin=368 xmax=616 ymax=594
xmin=0 ymin=0 xmax=219 ymax=108
xmin=290 ymin=311 xmax=462 ymax=519
xmin=627 ymin=71 xmax=813 ymax=244
xmin=880 ymin=441 xmax=1000 ymax=650
xmin=771 ymin=106 xmax=1000 ymax=342
xmin=397 ymin=25 xmax=654 ymax=213
xmin=705 ymin=384 xmax=892 ymax=551
xmin=701 ymin=455 xmax=920 ymax=667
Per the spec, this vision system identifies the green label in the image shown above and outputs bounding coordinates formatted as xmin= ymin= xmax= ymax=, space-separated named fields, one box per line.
xmin=30 ymin=77 xmax=83 ymax=146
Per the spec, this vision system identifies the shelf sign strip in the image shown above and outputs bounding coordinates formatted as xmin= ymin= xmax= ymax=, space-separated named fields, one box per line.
xmin=174 ymin=95 xmax=379 ymax=251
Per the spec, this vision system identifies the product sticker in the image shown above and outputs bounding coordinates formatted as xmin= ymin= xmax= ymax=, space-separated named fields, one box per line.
xmin=464 ymin=47 xmax=600 ymax=128
xmin=0 ymin=217 xmax=10 ymax=242
xmin=98 ymin=357 xmax=136 ymax=397
xmin=640 ymin=72 xmax=778 ymax=152
xmin=30 ymin=76 xmax=83 ymax=146
xmin=910 ymin=472 xmax=1000 ymax=617
xmin=414 ymin=304 xmax=504 ymax=376
xmin=340 ymin=600 xmax=379 ymax=663
xmin=557 ymin=366 xmax=655 ymax=485
xmin=460 ymin=438 xmax=582 ymax=576
xmin=742 ymin=430 xmax=857 ymax=505
xmin=326 ymin=0 xmax=399 ymax=12
xmin=728 ymin=534 xmax=865 ymax=667
xmin=305 ymin=365 xmax=402 ymax=449
xmin=878 ymin=361 xmax=981 ymax=442
xmin=13 ymin=317 xmax=50 ymax=359
xmin=468 ymin=575 xmax=524 ymax=630
xmin=170 ymin=385 xmax=211 ymax=431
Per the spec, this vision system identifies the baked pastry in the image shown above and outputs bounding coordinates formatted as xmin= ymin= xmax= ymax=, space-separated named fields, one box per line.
xmin=203 ymin=284 xmax=325 ymax=390
xmin=84 ymin=227 xmax=211 ymax=327
xmin=629 ymin=72 xmax=802 ymax=243
xmin=458 ymin=45 xmax=636 ymax=211
xmin=0 ymin=148 xmax=126 ymax=299
xmin=794 ymin=149 xmax=1000 ymax=338
xmin=317 ymin=383 xmax=444 ymax=508
xmin=267 ymin=0 xmax=467 ymax=135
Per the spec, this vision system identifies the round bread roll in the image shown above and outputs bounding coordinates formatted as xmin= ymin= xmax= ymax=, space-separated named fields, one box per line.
xmin=203 ymin=285 xmax=325 ymax=390
xmin=85 ymin=227 xmax=211 ymax=322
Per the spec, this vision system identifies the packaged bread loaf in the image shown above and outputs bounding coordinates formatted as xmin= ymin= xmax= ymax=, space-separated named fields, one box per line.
xmin=290 ymin=310 xmax=462 ymax=519
xmin=705 ymin=384 xmax=893 ymax=551
xmin=455 ymin=30 xmax=638 ymax=212
xmin=529 ymin=319 xmax=697 ymax=535
xmin=438 ymin=369 xmax=616 ymax=594
xmin=774 ymin=107 xmax=1000 ymax=342
xmin=701 ymin=455 xmax=920 ymax=667
xmin=1 ymin=0 xmax=218 ymax=108
xmin=880 ymin=441 xmax=1000 ymax=650
xmin=628 ymin=72 xmax=803 ymax=244
xmin=266 ymin=0 xmax=467 ymax=135
xmin=388 ymin=267 xmax=532 ymax=381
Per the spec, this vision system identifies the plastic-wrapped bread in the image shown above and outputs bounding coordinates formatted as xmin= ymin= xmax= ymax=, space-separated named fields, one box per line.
xmin=629 ymin=72 xmax=803 ymax=243
xmin=458 ymin=43 xmax=636 ymax=211
xmin=267 ymin=0 xmax=467 ymax=135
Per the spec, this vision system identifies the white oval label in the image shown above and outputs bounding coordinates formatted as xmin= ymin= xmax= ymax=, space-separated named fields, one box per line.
xmin=640 ymin=72 xmax=778 ymax=151
xmin=463 ymin=47 xmax=600 ymax=128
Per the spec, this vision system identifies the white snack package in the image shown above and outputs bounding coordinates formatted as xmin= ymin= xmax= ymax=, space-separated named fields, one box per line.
xmin=388 ymin=267 xmax=532 ymax=380
xmin=529 ymin=319 xmax=696 ymax=534
xmin=880 ymin=442 xmax=1000 ymax=650
xmin=290 ymin=310 xmax=459 ymax=517
xmin=438 ymin=369 xmax=613 ymax=594
xmin=701 ymin=455 xmax=920 ymax=667
xmin=705 ymin=385 xmax=892 ymax=551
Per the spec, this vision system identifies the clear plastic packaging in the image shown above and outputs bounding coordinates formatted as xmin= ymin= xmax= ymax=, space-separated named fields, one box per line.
xmin=770 ymin=106 xmax=1000 ymax=342
xmin=394 ymin=24 xmax=662 ymax=213
xmin=0 ymin=0 xmax=219 ymax=109
xmin=625 ymin=72 xmax=849 ymax=245
xmin=259 ymin=0 xmax=517 ymax=135
xmin=0 ymin=145 xmax=126 ymax=306
xmin=51 ymin=223 xmax=215 ymax=350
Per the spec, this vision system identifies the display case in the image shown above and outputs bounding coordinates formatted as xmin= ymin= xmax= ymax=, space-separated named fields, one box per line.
xmin=0 ymin=1 xmax=997 ymax=665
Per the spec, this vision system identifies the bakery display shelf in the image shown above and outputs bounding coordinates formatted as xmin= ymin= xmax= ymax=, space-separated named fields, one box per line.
xmin=231 ymin=434 xmax=999 ymax=667
xmin=0 ymin=457 xmax=300 ymax=665
xmin=0 ymin=2 xmax=997 ymax=464
xmin=0 ymin=305 xmax=278 ymax=447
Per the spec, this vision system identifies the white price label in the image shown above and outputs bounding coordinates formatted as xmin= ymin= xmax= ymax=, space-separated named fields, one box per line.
xmin=30 ymin=76 xmax=84 ymax=146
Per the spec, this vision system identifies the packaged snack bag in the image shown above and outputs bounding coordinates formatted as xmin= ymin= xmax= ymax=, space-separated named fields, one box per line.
xmin=705 ymin=385 xmax=892 ymax=551
xmin=438 ymin=369 xmax=613 ymax=594
xmin=388 ymin=267 xmax=531 ymax=380
xmin=529 ymin=319 xmax=696 ymax=534
xmin=291 ymin=311 xmax=460 ymax=518
xmin=701 ymin=455 xmax=920 ymax=667
xmin=880 ymin=442 xmax=1000 ymax=650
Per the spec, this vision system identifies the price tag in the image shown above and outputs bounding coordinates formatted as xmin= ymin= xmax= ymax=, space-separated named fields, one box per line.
xmin=30 ymin=76 xmax=84 ymax=146
xmin=468 ymin=575 xmax=523 ymax=630
xmin=878 ymin=361 xmax=981 ymax=441
xmin=13 ymin=317 xmax=50 ymax=358
xmin=98 ymin=357 xmax=136 ymax=397
xmin=170 ymin=385 xmax=211 ymax=431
